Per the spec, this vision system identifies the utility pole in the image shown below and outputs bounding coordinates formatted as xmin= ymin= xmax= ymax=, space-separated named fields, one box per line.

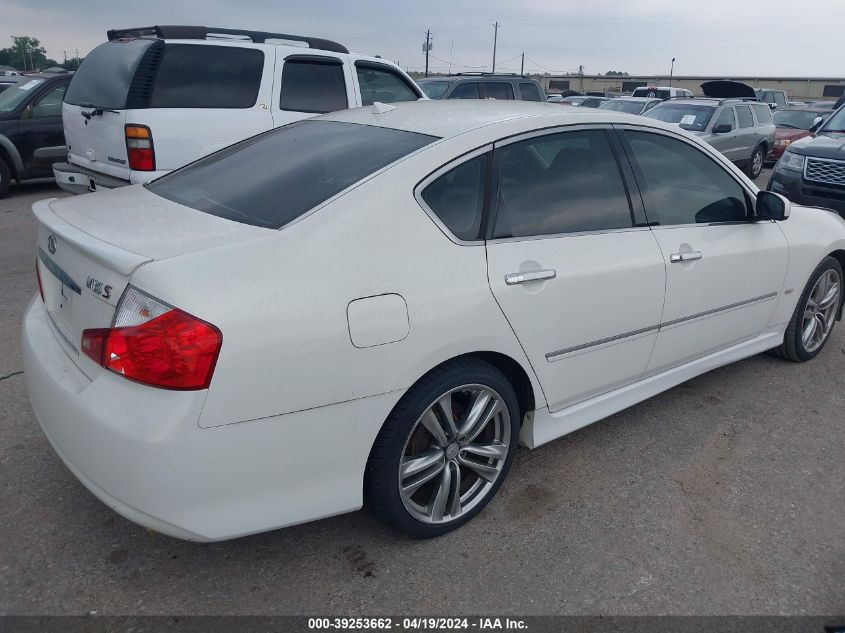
xmin=63 ymin=50 xmax=67 ymax=63
xmin=578 ymin=64 xmax=585 ymax=93
xmin=491 ymin=21 xmax=499 ymax=73
xmin=448 ymin=40 xmax=454 ymax=74
xmin=669 ymin=57 xmax=676 ymax=86
xmin=422 ymin=29 xmax=432 ymax=77
xmin=520 ymin=52 xmax=524 ymax=75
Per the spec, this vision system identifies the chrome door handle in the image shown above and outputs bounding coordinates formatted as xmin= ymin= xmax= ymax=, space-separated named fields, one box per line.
xmin=504 ymin=269 xmax=556 ymax=285
xmin=670 ymin=251 xmax=703 ymax=263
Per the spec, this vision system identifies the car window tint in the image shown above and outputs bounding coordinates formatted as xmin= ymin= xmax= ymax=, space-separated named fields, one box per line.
xmin=421 ymin=154 xmax=488 ymax=241
xmin=485 ymin=82 xmax=514 ymax=100
xmin=149 ymin=45 xmax=263 ymax=109
xmin=356 ymin=65 xmax=418 ymax=106
xmin=626 ymin=131 xmax=748 ymax=225
xmin=519 ymin=82 xmax=543 ymax=101
xmin=64 ymin=39 xmax=155 ymax=109
xmin=714 ymin=107 xmax=735 ymax=129
xmin=31 ymin=84 xmax=66 ymax=117
xmin=493 ymin=130 xmax=632 ymax=239
xmin=448 ymin=83 xmax=480 ymax=99
xmin=280 ymin=58 xmax=347 ymax=113
xmin=736 ymin=105 xmax=754 ymax=128
xmin=751 ymin=103 xmax=773 ymax=123
xmin=149 ymin=121 xmax=436 ymax=229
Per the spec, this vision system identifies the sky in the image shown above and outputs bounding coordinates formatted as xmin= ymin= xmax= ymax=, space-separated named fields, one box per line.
xmin=4 ymin=0 xmax=845 ymax=77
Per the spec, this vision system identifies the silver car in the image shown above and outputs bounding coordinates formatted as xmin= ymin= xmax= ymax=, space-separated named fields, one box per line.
xmin=644 ymin=98 xmax=776 ymax=179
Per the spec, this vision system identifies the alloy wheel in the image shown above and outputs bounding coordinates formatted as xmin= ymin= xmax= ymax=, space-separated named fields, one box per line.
xmin=751 ymin=149 xmax=763 ymax=178
xmin=397 ymin=384 xmax=511 ymax=525
xmin=802 ymin=268 xmax=841 ymax=353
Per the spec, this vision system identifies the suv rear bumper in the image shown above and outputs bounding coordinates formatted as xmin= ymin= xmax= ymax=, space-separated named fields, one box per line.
xmin=53 ymin=162 xmax=130 ymax=195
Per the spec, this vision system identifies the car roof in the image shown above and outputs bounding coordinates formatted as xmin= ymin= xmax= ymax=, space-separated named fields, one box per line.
xmin=610 ymin=96 xmax=659 ymax=102
xmin=418 ymin=75 xmax=533 ymax=84
xmin=321 ymin=99 xmax=678 ymax=139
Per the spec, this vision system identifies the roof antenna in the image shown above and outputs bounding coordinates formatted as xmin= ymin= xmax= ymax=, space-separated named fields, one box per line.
xmin=372 ymin=102 xmax=397 ymax=114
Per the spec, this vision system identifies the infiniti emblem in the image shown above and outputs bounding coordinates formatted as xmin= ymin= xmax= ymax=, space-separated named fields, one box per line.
xmin=47 ymin=235 xmax=57 ymax=255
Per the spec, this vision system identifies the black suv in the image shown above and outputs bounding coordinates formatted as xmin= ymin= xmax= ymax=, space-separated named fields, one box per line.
xmin=416 ymin=73 xmax=545 ymax=102
xmin=0 ymin=73 xmax=70 ymax=197
xmin=769 ymin=104 xmax=845 ymax=217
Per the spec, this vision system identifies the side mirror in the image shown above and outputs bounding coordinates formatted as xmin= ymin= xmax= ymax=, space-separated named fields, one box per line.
xmin=713 ymin=123 xmax=733 ymax=134
xmin=810 ymin=116 xmax=824 ymax=132
xmin=756 ymin=191 xmax=790 ymax=221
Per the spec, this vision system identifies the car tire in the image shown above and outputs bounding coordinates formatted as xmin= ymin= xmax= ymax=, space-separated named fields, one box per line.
xmin=0 ymin=157 xmax=11 ymax=198
xmin=365 ymin=357 xmax=520 ymax=538
xmin=746 ymin=145 xmax=765 ymax=180
xmin=772 ymin=256 xmax=843 ymax=362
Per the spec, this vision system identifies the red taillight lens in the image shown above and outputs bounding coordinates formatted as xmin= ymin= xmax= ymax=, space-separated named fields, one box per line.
xmin=125 ymin=125 xmax=155 ymax=171
xmin=36 ymin=259 xmax=44 ymax=301
xmin=81 ymin=291 xmax=222 ymax=390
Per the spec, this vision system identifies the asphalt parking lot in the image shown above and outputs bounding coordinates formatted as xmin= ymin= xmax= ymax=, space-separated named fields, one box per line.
xmin=1 ymin=170 xmax=843 ymax=616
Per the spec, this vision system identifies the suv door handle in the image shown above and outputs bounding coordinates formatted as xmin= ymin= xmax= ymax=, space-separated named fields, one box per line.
xmin=670 ymin=251 xmax=703 ymax=263
xmin=504 ymin=269 xmax=556 ymax=285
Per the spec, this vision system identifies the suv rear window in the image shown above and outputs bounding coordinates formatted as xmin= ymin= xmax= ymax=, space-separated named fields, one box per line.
xmin=280 ymin=58 xmax=348 ymax=113
xmin=148 ymin=121 xmax=436 ymax=229
xmin=633 ymin=88 xmax=670 ymax=100
xmin=149 ymin=45 xmax=263 ymax=109
xmin=65 ymin=39 xmax=155 ymax=109
xmin=356 ymin=64 xmax=418 ymax=106
xmin=519 ymin=82 xmax=543 ymax=102
xmin=751 ymin=103 xmax=773 ymax=124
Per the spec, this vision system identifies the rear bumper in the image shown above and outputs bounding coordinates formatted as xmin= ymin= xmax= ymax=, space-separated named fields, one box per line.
xmin=769 ymin=165 xmax=845 ymax=217
xmin=22 ymin=297 xmax=398 ymax=541
xmin=52 ymin=162 xmax=130 ymax=195
xmin=33 ymin=145 xmax=68 ymax=165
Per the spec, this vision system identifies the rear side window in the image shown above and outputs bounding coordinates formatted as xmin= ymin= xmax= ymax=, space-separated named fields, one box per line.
xmin=519 ymin=82 xmax=543 ymax=102
xmin=280 ymin=58 xmax=347 ymax=113
xmin=421 ymin=154 xmax=488 ymax=241
xmin=448 ymin=83 xmax=480 ymax=99
xmin=736 ymin=105 xmax=754 ymax=128
xmin=356 ymin=64 xmax=418 ymax=106
xmin=714 ymin=107 xmax=736 ymax=129
xmin=148 ymin=121 xmax=436 ymax=229
xmin=65 ymin=39 xmax=155 ymax=109
xmin=149 ymin=45 xmax=263 ymax=109
xmin=752 ymin=103 xmax=773 ymax=123
xmin=493 ymin=130 xmax=632 ymax=238
xmin=485 ymin=82 xmax=514 ymax=100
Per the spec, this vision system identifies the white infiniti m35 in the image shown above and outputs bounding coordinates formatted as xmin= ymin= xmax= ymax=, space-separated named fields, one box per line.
xmin=22 ymin=101 xmax=845 ymax=540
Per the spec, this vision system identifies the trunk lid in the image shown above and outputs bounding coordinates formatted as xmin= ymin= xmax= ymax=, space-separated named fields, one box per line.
xmin=34 ymin=186 xmax=273 ymax=377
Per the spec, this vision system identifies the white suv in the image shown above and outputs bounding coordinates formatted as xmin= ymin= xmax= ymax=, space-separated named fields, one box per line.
xmin=54 ymin=25 xmax=424 ymax=194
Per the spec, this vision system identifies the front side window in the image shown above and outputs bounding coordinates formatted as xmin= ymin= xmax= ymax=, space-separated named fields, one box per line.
xmin=736 ymin=105 xmax=754 ymax=128
xmin=493 ymin=130 xmax=632 ymax=239
xmin=421 ymin=154 xmax=488 ymax=241
xmin=0 ymin=78 xmax=45 ymax=113
xmin=150 ymin=45 xmax=264 ymax=109
xmin=625 ymin=131 xmax=748 ymax=225
xmin=356 ymin=64 xmax=418 ymax=106
xmin=484 ymin=82 xmax=514 ymax=100
xmin=31 ymin=84 xmax=67 ymax=118
xmin=519 ymin=82 xmax=543 ymax=102
xmin=448 ymin=83 xmax=480 ymax=99
xmin=149 ymin=121 xmax=436 ymax=229
xmin=280 ymin=58 xmax=348 ymax=113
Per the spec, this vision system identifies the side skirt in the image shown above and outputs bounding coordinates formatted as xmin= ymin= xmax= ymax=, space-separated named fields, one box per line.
xmin=519 ymin=325 xmax=785 ymax=449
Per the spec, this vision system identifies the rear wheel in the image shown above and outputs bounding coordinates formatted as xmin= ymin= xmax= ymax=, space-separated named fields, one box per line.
xmin=365 ymin=358 xmax=520 ymax=537
xmin=0 ymin=157 xmax=11 ymax=198
xmin=774 ymin=256 xmax=842 ymax=362
xmin=747 ymin=145 xmax=764 ymax=179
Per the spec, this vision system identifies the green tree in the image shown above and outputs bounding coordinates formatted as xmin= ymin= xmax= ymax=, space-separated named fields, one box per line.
xmin=0 ymin=36 xmax=49 ymax=71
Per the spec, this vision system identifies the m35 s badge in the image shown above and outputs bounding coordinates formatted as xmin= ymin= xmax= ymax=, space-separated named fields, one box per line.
xmin=86 ymin=276 xmax=112 ymax=300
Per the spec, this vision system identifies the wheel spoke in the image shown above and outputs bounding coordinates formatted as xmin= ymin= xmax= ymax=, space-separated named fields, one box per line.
xmin=400 ymin=450 xmax=445 ymax=479
xmin=818 ymin=282 xmax=840 ymax=310
xmin=447 ymin=462 xmax=462 ymax=518
xmin=815 ymin=314 xmax=828 ymax=340
xmin=401 ymin=454 xmax=445 ymax=496
xmin=458 ymin=391 xmax=502 ymax=443
xmin=458 ymin=455 xmax=500 ymax=483
xmin=461 ymin=441 xmax=509 ymax=461
xmin=435 ymin=393 xmax=458 ymax=441
xmin=420 ymin=409 xmax=449 ymax=448
xmin=427 ymin=462 xmax=452 ymax=521
xmin=802 ymin=316 xmax=817 ymax=347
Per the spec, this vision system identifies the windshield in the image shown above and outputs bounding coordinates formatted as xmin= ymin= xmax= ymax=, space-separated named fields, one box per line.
xmin=149 ymin=120 xmax=437 ymax=229
xmin=65 ymin=38 xmax=155 ymax=109
xmin=418 ymin=81 xmax=449 ymax=99
xmin=773 ymin=109 xmax=827 ymax=130
xmin=600 ymin=99 xmax=645 ymax=114
xmin=0 ymin=78 xmax=44 ymax=113
xmin=644 ymin=103 xmax=715 ymax=132
xmin=820 ymin=106 xmax=845 ymax=133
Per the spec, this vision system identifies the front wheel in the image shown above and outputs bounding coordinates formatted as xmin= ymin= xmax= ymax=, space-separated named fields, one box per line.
xmin=774 ymin=256 xmax=842 ymax=362
xmin=747 ymin=146 xmax=765 ymax=180
xmin=365 ymin=358 xmax=520 ymax=537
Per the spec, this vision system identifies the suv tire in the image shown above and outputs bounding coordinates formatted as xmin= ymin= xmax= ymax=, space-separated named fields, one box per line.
xmin=747 ymin=145 xmax=764 ymax=180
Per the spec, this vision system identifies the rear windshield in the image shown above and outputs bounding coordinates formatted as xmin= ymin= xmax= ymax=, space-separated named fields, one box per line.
xmin=65 ymin=39 xmax=154 ymax=109
xmin=645 ymin=103 xmax=715 ymax=131
xmin=148 ymin=121 xmax=437 ymax=229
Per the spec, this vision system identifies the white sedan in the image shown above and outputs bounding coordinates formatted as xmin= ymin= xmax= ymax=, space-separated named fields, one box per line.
xmin=23 ymin=101 xmax=845 ymax=541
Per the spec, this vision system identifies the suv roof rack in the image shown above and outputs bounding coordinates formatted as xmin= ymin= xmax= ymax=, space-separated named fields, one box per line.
xmin=453 ymin=72 xmax=527 ymax=78
xmin=106 ymin=25 xmax=349 ymax=54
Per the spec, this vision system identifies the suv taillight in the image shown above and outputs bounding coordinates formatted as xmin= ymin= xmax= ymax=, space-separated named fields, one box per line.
xmin=125 ymin=125 xmax=155 ymax=171
xmin=81 ymin=287 xmax=222 ymax=390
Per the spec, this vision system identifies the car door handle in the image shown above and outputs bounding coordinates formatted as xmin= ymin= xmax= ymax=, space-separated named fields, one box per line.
xmin=670 ymin=251 xmax=703 ymax=263
xmin=504 ymin=269 xmax=556 ymax=285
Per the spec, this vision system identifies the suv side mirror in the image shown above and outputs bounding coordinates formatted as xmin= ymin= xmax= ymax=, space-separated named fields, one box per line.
xmin=713 ymin=123 xmax=732 ymax=134
xmin=810 ymin=116 xmax=824 ymax=132
xmin=756 ymin=191 xmax=790 ymax=221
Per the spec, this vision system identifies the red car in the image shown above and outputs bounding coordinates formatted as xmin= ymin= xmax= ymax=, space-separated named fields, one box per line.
xmin=767 ymin=108 xmax=833 ymax=163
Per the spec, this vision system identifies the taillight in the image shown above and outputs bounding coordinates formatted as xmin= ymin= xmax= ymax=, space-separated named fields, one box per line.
xmin=125 ymin=125 xmax=155 ymax=171
xmin=81 ymin=287 xmax=222 ymax=390
xmin=36 ymin=259 xmax=44 ymax=302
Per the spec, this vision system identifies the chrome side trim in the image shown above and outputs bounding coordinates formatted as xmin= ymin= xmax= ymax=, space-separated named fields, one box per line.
xmin=545 ymin=292 xmax=779 ymax=362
